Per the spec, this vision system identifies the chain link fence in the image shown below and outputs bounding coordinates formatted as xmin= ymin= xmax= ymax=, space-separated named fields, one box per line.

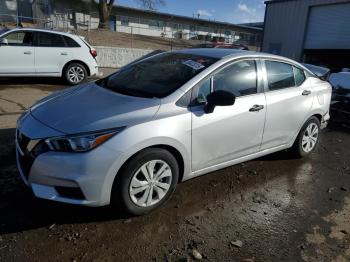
xmin=0 ymin=13 xmax=262 ymax=51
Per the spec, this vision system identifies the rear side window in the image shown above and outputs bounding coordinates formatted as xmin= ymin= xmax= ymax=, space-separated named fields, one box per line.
xmin=63 ymin=36 xmax=80 ymax=47
xmin=265 ymin=61 xmax=295 ymax=90
xmin=37 ymin=32 xmax=65 ymax=47
xmin=294 ymin=67 xmax=306 ymax=86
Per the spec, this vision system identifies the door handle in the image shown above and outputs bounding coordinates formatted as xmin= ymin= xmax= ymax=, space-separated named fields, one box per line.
xmin=23 ymin=51 xmax=32 ymax=55
xmin=61 ymin=52 xmax=68 ymax=55
xmin=302 ymin=90 xmax=311 ymax=96
xmin=249 ymin=104 xmax=264 ymax=112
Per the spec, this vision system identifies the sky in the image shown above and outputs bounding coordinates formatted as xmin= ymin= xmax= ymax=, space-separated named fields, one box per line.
xmin=116 ymin=0 xmax=266 ymax=24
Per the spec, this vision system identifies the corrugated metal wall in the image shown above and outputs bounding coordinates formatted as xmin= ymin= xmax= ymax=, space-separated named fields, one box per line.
xmin=305 ymin=2 xmax=350 ymax=49
xmin=262 ymin=0 xmax=350 ymax=61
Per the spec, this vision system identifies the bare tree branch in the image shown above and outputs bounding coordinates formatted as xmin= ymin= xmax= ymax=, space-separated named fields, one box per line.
xmin=137 ymin=0 xmax=165 ymax=10
xmin=108 ymin=0 xmax=115 ymax=12
xmin=95 ymin=0 xmax=165 ymax=28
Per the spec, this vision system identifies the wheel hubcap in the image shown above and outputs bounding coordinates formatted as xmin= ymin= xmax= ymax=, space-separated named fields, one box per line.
xmin=68 ymin=66 xmax=84 ymax=83
xmin=129 ymin=160 xmax=172 ymax=207
xmin=302 ymin=123 xmax=319 ymax=153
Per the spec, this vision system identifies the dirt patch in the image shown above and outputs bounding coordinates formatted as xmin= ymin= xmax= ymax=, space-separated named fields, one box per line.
xmin=77 ymin=29 xmax=260 ymax=51
xmin=0 ymin=83 xmax=349 ymax=261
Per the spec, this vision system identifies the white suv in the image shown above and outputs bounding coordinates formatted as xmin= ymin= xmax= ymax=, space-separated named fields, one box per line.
xmin=0 ymin=28 xmax=98 ymax=85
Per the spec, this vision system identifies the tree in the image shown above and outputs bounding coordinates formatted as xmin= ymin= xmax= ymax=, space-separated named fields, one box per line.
xmin=97 ymin=0 xmax=115 ymax=29
xmin=96 ymin=0 xmax=165 ymax=29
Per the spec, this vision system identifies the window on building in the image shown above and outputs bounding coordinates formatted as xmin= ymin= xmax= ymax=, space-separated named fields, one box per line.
xmin=149 ymin=20 xmax=164 ymax=29
xmin=120 ymin=16 xmax=129 ymax=26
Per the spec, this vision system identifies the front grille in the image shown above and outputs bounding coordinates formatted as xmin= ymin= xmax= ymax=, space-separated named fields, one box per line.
xmin=17 ymin=131 xmax=30 ymax=154
xmin=16 ymin=130 xmax=50 ymax=179
xmin=17 ymin=152 xmax=35 ymax=179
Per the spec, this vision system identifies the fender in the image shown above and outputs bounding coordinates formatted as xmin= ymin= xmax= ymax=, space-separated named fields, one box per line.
xmin=287 ymin=109 xmax=326 ymax=148
xmin=100 ymin=136 xmax=191 ymax=205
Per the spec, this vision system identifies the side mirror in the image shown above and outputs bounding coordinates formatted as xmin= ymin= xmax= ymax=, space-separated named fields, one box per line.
xmin=204 ymin=90 xmax=236 ymax=114
xmin=0 ymin=38 xmax=8 ymax=45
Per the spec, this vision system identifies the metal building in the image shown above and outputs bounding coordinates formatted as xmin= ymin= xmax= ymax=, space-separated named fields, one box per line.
xmin=262 ymin=0 xmax=350 ymax=71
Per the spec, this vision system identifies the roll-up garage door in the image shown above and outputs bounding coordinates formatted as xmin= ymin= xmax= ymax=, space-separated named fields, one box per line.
xmin=304 ymin=3 xmax=350 ymax=49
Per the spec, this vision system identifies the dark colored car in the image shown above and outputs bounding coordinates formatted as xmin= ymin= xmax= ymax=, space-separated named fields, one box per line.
xmin=0 ymin=28 xmax=9 ymax=35
xmin=328 ymin=72 xmax=350 ymax=123
xmin=194 ymin=42 xmax=249 ymax=50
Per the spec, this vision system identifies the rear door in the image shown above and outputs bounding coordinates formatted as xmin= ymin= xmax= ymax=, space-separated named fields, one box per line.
xmin=260 ymin=60 xmax=314 ymax=150
xmin=0 ymin=30 xmax=35 ymax=74
xmin=34 ymin=32 xmax=71 ymax=75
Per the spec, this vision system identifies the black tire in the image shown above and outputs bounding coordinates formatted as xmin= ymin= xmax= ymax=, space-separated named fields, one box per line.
xmin=112 ymin=148 xmax=179 ymax=216
xmin=291 ymin=116 xmax=321 ymax=158
xmin=64 ymin=63 xmax=87 ymax=85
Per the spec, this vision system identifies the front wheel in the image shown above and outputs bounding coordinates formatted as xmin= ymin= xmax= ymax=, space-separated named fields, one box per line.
xmin=112 ymin=148 xmax=179 ymax=216
xmin=64 ymin=63 xmax=87 ymax=85
xmin=291 ymin=116 xmax=321 ymax=158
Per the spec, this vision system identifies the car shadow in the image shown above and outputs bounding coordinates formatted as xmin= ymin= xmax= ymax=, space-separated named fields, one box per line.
xmin=0 ymin=128 xmax=129 ymax=235
xmin=0 ymin=77 xmax=67 ymax=86
xmin=258 ymin=117 xmax=350 ymax=162
xmin=0 ymin=77 xmax=94 ymax=86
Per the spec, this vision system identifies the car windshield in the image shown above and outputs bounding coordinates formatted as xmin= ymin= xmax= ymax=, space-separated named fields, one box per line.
xmin=97 ymin=52 xmax=218 ymax=98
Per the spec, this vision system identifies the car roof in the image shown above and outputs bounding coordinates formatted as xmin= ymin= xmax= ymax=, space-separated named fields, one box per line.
xmin=176 ymin=48 xmax=287 ymax=60
xmin=176 ymin=48 xmax=252 ymax=58
xmin=175 ymin=48 xmax=311 ymax=69
xmin=173 ymin=48 xmax=317 ymax=77
xmin=1 ymin=27 xmax=78 ymax=38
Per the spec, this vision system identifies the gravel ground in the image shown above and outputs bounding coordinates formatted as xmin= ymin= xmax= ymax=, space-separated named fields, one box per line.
xmin=0 ymin=80 xmax=350 ymax=262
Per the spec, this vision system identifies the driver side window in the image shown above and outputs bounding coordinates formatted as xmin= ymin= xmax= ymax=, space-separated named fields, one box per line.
xmin=3 ymin=31 xmax=33 ymax=46
xmin=213 ymin=60 xmax=257 ymax=97
xmin=192 ymin=60 xmax=258 ymax=105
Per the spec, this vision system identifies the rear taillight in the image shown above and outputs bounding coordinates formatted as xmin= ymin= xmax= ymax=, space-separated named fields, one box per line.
xmin=90 ymin=49 xmax=97 ymax=58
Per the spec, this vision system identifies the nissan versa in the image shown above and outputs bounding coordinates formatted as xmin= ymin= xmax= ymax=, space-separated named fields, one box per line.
xmin=16 ymin=49 xmax=332 ymax=215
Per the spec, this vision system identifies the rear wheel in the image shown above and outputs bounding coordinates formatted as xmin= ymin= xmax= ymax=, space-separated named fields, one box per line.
xmin=64 ymin=63 xmax=87 ymax=85
xmin=291 ymin=116 xmax=320 ymax=158
xmin=112 ymin=148 xmax=179 ymax=216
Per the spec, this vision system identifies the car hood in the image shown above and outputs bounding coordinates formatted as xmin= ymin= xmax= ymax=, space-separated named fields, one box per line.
xmin=30 ymin=82 xmax=161 ymax=134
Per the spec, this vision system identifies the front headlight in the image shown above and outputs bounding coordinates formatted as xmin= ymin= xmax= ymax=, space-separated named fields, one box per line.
xmin=45 ymin=127 xmax=125 ymax=153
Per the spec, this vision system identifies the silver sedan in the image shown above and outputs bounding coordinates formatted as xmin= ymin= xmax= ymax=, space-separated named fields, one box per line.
xmin=16 ymin=49 xmax=332 ymax=215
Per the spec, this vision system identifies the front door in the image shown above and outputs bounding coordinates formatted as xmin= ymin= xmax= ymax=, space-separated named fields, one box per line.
xmin=191 ymin=59 xmax=266 ymax=172
xmin=0 ymin=31 xmax=35 ymax=74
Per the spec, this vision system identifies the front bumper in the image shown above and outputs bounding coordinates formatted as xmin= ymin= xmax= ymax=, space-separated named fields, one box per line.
xmin=90 ymin=65 xmax=99 ymax=77
xmin=16 ymin=114 xmax=122 ymax=207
